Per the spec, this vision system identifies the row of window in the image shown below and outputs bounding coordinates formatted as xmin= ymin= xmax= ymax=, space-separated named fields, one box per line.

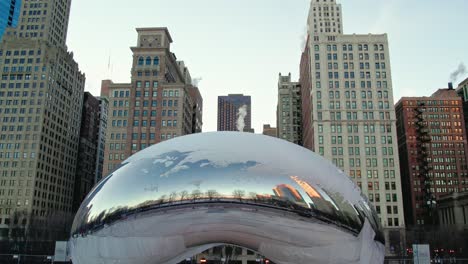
xmin=0 ymin=152 xmax=36 ymax=159
xmin=319 ymin=90 xmax=390 ymax=99
xmin=315 ymin=44 xmax=385 ymax=52
xmin=0 ymin=49 xmax=42 ymax=57
xmin=2 ymin=57 xmax=43 ymax=65
xmin=314 ymin=70 xmax=388 ymax=80
xmin=2 ymin=65 xmax=45 ymax=73
xmin=316 ymin=111 xmax=392 ymax=121
xmin=319 ymin=101 xmax=391 ymax=110
xmin=315 ymin=80 xmax=388 ymax=89
xmin=111 ymin=119 xmax=180 ymax=128
xmin=137 ymin=56 xmax=160 ymax=66
xmin=349 ymin=170 xmax=396 ymax=179
xmin=0 ymin=107 xmax=43 ymax=115
xmin=318 ymin=123 xmax=392 ymax=134
xmin=0 ymin=81 xmax=46 ymax=89
xmin=136 ymin=99 xmax=178 ymax=107
xmin=134 ymin=109 xmax=178 ymax=117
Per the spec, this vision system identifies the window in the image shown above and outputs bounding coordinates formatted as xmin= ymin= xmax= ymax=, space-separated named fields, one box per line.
xmin=146 ymin=56 xmax=151 ymax=65
xmin=153 ymin=57 xmax=159 ymax=65
xmin=138 ymin=57 xmax=144 ymax=65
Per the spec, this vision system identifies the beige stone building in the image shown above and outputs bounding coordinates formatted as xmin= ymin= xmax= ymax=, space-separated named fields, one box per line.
xmin=302 ymin=0 xmax=405 ymax=229
xmin=0 ymin=0 xmax=85 ymax=241
xmin=101 ymin=28 xmax=203 ymax=176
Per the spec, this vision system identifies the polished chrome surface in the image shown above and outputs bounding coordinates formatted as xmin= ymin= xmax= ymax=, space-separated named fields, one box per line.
xmin=70 ymin=132 xmax=385 ymax=264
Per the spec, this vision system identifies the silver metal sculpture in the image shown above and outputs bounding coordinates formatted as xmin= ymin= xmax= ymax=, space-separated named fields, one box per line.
xmin=70 ymin=132 xmax=385 ymax=264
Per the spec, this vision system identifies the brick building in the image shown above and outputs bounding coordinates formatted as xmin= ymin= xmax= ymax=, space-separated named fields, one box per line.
xmin=396 ymin=87 xmax=468 ymax=226
xmin=217 ymin=94 xmax=251 ymax=132
xmin=101 ymin=28 xmax=203 ymax=176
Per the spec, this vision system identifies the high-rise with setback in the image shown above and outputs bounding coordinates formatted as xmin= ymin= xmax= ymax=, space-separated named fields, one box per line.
xmin=0 ymin=0 xmax=85 ymax=243
xmin=101 ymin=28 xmax=203 ymax=176
xmin=301 ymin=0 xmax=405 ymax=230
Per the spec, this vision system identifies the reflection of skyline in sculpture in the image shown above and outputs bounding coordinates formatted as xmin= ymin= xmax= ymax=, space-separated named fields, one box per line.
xmin=273 ymin=184 xmax=308 ymax=207
xmin=290 ymin=176 xmax=339 ymax=215
xmin=71 ymin=132 xmax=385 ymax=264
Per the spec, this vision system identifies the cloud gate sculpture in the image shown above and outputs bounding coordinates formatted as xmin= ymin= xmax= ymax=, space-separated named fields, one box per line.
xmin=70 ymin=132 xmax=385 ymax=264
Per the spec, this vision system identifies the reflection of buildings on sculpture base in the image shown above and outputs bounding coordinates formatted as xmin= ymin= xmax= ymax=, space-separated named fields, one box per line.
xmin=273 ymin=183 xmax=307 ymax=207
xmin=189 ymin=245 xmax=269 ymax=264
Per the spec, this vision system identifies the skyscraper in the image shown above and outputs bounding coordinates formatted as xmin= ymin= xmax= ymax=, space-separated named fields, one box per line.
xmin=101 ymin=28 xmax=203 ymax=176
xmin=277 ymin=73 xmax=302 ymax=144
xmin=73 ymin=92 xmax=100 ymax=212
xmin=0 ymin=0 xmax=21 ymax=41
xmin=457 ymin=78 xmax=468 ymax=142
xmin=217 ymin=94 xmax=251 ymax=132
xmin=300 ymin=35 xmax=313 ymax=150
xmin=396 ymin=87 xmax=468 ymax=226
xmin=301 ymin=0 xmax=405 ymax=229
xmin=95 ymin=96 xmax=108 ymax=183
xmin=0 ymin=0 xmax=85 ymax=245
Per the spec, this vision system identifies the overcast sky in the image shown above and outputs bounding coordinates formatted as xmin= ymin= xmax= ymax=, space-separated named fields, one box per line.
xmin=67 ymin=0 xmax=468 ymax=132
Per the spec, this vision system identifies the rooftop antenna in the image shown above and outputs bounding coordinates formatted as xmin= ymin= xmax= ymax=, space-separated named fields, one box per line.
xmin=107 ymin=50 xmax=113 ymax=79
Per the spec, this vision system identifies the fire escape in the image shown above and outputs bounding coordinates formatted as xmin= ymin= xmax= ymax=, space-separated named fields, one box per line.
xmin=414 ymin=102 xmax=436 ymax=225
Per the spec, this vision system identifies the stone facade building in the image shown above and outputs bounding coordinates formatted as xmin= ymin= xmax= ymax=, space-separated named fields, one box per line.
xmin=101 ymin=28 xmax=203 ymax=176
xmin=0 ymin=0 xmax=85 ymax=242
xmin=301 ymin=0 xmax=405 ymax=228
xmin=277 ymin=73 xmax=302 ymax=145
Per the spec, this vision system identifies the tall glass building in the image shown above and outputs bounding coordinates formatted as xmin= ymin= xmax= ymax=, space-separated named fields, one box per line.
xmin=0 ymin=0 xmax=21 ymax=41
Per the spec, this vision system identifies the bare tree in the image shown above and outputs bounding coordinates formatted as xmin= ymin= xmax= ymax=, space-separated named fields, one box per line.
xmin=179 ymin=190 xmax=189 ymax=201
xmin=156 ymin=195 xmax=167 ymax=205
xmin=169 ymin=192 xmax=178 ymax=202
xmin=191 ymin=190 xmax=202 ymax=201
xmin=206 ymin=190 xmax=218 ymax=201
xmin=233 ymin=190 xmax=245 ymax=202
xmin=249 ymin=192 xmax=258 ymax=202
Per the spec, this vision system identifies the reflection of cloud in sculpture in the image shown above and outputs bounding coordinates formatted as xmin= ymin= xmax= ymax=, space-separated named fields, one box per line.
xmin=71 ymin=132 xmax=384 ymax=248
xmin=160 ymin=165 xmax=190 ymax=178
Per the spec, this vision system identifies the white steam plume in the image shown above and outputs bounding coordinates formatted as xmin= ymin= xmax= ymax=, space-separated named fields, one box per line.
xmin=236 ymin=105 xmax=248 ymax=132
xmin=450 ymin=63 xmax=466 ymax=83
xmin=192 ymin=77 xmax=203 ymax=87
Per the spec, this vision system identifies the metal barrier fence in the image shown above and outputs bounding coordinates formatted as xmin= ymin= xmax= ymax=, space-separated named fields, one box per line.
xmin=0 ymin=254 xmax=71 ymax=264
xmin=384 ymin=259 xmax=468 ymax=264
